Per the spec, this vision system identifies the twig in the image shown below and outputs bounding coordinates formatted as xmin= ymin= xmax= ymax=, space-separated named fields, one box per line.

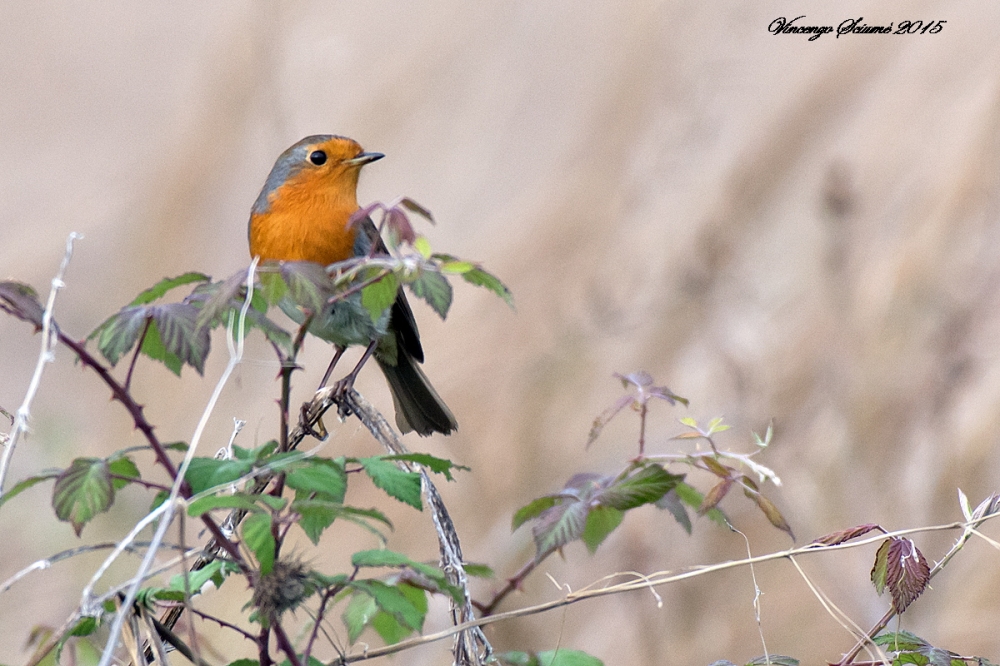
xmin=323 ymin=515 xmax=1000 ymax=665
xmin=98 ymin=259 xmax=259 ymax=666
xmin=339 ymin=389 xmax=492 ymax=666
xmin=0 ymin=232 xmax=81 ymax=495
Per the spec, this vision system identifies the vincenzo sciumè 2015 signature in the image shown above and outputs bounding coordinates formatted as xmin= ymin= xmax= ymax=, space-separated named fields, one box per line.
xmin=768 ymin=16 xmax=946 ymax=41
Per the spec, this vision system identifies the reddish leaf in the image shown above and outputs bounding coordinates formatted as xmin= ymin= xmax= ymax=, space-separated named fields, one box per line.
xmin=871 ymin=537 xmax=930 ymax=613
xmin=699 ymin=478 xmax=733 ymax=514
xmin=702 ymin=457 xmax=731 ymax=478
xmin=586 ymin=394 xmax=634 ymax=448
xmin=812 ymin=523 xmax=882 ymax=547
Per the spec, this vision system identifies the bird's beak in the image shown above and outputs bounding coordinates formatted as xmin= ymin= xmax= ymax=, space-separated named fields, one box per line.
xmin=345 ymin=151 xmax=384 ymax=166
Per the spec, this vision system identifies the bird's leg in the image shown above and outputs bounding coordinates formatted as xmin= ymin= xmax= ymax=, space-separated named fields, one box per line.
xmin=319 ymin=345 xmax=348 ymax=389
xmin=331 ymin=340 xmax=378 ymax=399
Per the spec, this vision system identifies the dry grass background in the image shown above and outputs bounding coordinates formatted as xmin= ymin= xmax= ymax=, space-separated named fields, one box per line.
xmin=3 ymin=1 xmax=1000 ymax=664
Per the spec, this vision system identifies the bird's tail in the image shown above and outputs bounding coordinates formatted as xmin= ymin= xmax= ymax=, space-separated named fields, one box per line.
xmin=377 ymin=352 xmax=458 ymax=436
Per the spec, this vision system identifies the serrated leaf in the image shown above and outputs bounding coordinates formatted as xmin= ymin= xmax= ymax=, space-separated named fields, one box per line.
xmin=532 ymin=498 xmax=589 ymax=555
xmin=440 ymin=260 xmax=474 ymax=274
xmin=408 ymin=270 xmax=452 ymax=319
xmin=581 ymin=506 xmax=624 ymax=553
xmin=187 ymin=493 xmax=264 ymax=517
xmin=284 ymin=459 xmax=347 ymax=501
xmin=872 ymin=539 xmax=890 ymax=595
xmin=90 ymin=306 xmax=150 ymax=366
xmin=281 ymin=261 xmax=334 ymax=313
xmin=679 ymin=417 xmax=698 ymax=428
xmin=350 ymin=580 xmax=424 ymax=634
xmin=812 ymin=523 xmax=881 ymax=547
xmin=191 ymin=270 xmax=250 ymax=329
xmin=360 ymin=457 xmax=422 ymax=510
xmin=381 ymin=452 xmax=469 ymax=481
xmin=599 ymin=465 xmax=683 ymax=510
xmin=107 ymin=456 xmax=140 ymax=491
xmin=343 ymin=592 xmax=378 ymax=644
xmin=292 ymin=500 xmax=393 ymax=545
xmin=461 ymin=266 xmax=513 ymax=308
xmin=52 ymin=458 xmax=115 ymax=536
xmin=148 ymin=303 xmax=210 ymax=375
xmin=242 ymin=513 xmax=275 ymax=574
xmin=512 ymin=496 xmax=561 ymax=531
xmin=129 ymin=272 xmax=210 ymax=306
xmin=184 ymin=457 xmax=254 ymax=495
xmin=0 ymin=471 xmax=60 ymax=508
xmin=877 ymin=537 xmax=930 ymax=613
xmin=655 ymin=489 xmax=692 ymax=534
xmin=361 ymin=272 xmax=399 ymax=323
xmin=873 ymin=630 xmax=929 ymax=650
xmin=370 ymin=583 xmax=428 ymax=644
xmin=0 ymin=280 xmax=44 ymax=328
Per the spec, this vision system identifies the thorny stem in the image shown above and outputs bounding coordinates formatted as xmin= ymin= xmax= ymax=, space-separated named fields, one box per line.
xmin=273 ymin=623 xmax=303 ymax=666
xmin=303 ymin=566 xmax=359 ymax=663
xmin=474 ymin=549 xmax=556 ymax=617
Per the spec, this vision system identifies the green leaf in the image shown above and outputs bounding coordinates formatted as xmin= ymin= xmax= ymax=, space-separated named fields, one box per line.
xmin=350 ymin=580 xmax=424 ymax=634
xmin=343 ymin=592 xmax=378 ymax=644
xmin=187 ymin=493 xmax=264 ymax=517
xmin=462 ymin=563 xmax=495 ymax=578
xmin=284 ymin=459 xmax=347 ymax=501
xmin=226 ymin=660 xmax=261 ymax=666
xmin=381 ymin=453 xmax=469 ymax=481
xmin=350 ymin=549 xmax=448 ymax=586
xmin=147 ymin=303 xmax=211 ymax=375
xmin=0 ymin=280 xmax=45 ymax=328
xmin=0 ymin=471 xmax=60 ymax=508
xmin=52 ymin=458 xmax=115 ymax=536
xmin=184 ymin=457 xmax=253 ymax=495
xmin=497 ymin=650 xmax=604 ymax=666
xmin=169 ymin=560 xmax=238 ymax=595
xmin=361 ymin=271 xmax=399 ymax=323
xmin=412 ymin=236 xmax=432 ymax=259
xmin=461 ymin=266 xmax=513 ymax=308
xmin=292 ymin=500 xmax=393 ymax=545
xmin=89 ymin=306 xmax=150 ymax=366
xmin=371 ymin=584 xmax=428 ymax=644
xmin=281 ymin=261 xmax=334 ymax=313
xmin=408 ymin=270 xmax=452 ymax=319
xmin=512 ymin=496 xmax=561 ymax=531
xmin=129 ymin=272 xmax=210 ymax=306
xmin=581 ymin=506 xmax=624 ymax=553
xmin=532 ymin=499 xmax=588 ymax=555
xmin=243 ymin=513 xmax=275 ymax=574
xmin=107 ymin=456 xmax=140 ymax=490
xmin=439 ymin=260 xmax=475 ymax=274
xmin=360 ymin=457 xmax=422 ymax=510
xmin=599 ymin=465 xmax=683 ymax=510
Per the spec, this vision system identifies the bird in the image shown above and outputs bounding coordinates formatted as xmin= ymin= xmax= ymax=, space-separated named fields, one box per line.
xmin=248 ymin=135 xmax=457 ymax=436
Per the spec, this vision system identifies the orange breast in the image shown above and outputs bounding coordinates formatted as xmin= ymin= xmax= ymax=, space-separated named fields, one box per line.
xmin=249 ymin=172 xmax=359 ymax=265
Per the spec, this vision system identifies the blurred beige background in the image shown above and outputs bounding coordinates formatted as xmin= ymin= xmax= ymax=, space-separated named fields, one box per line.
xmin=3 ymin=1 xmax=1000 ymax=664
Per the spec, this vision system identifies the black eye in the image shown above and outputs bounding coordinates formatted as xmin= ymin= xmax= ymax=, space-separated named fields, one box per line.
xmin=309 ymin=150 xmax=327 ymax=165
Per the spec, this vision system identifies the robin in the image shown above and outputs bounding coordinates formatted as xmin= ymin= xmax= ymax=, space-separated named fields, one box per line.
xmin=248 ymin=135 xmax=457 ymax=436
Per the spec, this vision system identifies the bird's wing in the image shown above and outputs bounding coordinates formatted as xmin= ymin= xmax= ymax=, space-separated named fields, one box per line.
xmin=354 ymin=215 xmax=425 ymax=363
